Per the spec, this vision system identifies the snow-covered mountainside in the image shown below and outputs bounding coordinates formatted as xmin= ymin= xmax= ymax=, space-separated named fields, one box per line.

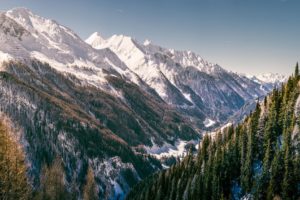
xmin=246 ymin=73 xmax=287 ymax=91
xmin=0 ymin=8 xmax=200 ymax=199
xmin=255 ymin=73 xmax=287 ymax=84
xmin=0 ymin=7 xmax=286 ymax=199
xmin=86 ymin=33 xmax=285 ymax=126
xmin=0 ymin=8 xmax=146 ymax=90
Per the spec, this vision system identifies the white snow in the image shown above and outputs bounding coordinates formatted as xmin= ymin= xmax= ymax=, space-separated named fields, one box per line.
xmin=145 ymin=139 xmax=198 ymax=159
xmin=0 ymin=8 xmax=145 ymax=95
xmin=256 ymin=73 xmax=287 ymax=84
xmin=204 ymin=122 xmax=232 ymax=140
xmin=203 ymin=118 xmax=216 ymax=128
xmin=246 ymin=73 xmax=287 ymax=84
xmin=85 ymin=31 xmax=224 ymax=103
xmin=183 ymin=93 xmax=193 ymax=103
xmin=85 ymin=32 xmax=105 ymax=48
xmin=0 ymin=51 xmax=13 ymax=64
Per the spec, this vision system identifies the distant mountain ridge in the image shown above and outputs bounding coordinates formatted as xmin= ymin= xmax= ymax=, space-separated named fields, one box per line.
xmin=86 ymin=32 xmax=286 ymax=126
xmin=126 ymin=68 xmax=300 ymax=200
xmin=0 ymin=7 xmax=287 ymax=199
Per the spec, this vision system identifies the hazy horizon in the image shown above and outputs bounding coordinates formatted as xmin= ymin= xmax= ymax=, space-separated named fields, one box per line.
xmin=0 ymin=0 xmax=300 ymax=76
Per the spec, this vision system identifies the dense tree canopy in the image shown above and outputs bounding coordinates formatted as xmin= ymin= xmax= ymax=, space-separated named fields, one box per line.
xmin=127 ymin=64 xmax=300 ymax=200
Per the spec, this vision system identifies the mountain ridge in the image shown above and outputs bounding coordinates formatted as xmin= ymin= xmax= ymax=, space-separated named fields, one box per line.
xmin=0 ymin=7 xmax=287 ymax=199
xmin=86 ymin=31 xmax=286 ymax=126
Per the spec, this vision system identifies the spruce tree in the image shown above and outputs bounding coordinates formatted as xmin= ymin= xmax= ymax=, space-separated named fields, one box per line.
xmin=267 ymin=145 xmax=283 ymax=200
xmin=295 ymin=62 xmax=299 ymax=79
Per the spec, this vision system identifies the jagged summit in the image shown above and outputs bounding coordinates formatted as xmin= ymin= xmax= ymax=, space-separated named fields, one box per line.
xmin=0 ymin=8 xmax=143 ymax=90
xmin=0 ymin=7 xmax=289 ymax=199
xmin=0 ymin=7 xmax=286 ymax=126
xmin=256 ymin=72 xmax=287 ymax=84
xmin=85 ymin=30 xmax=283 ymax=123
xmin=85 ymin=32 xmax=105 ymax=47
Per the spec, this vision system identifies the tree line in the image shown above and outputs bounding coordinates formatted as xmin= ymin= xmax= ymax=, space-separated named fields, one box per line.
xmin=126 ymin=64 xmax=300 ymax=200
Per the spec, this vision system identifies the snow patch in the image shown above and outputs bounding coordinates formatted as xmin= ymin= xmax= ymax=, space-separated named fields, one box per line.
xmin=0 ymin=51 xmax=13 ymax=64
xmin=145 ymin=139 xmax=198 ymax=159
xmin=183 ymin=92 xmax=193 ymax=103
xmin=204 ymin=118 xmax=216 ymax=128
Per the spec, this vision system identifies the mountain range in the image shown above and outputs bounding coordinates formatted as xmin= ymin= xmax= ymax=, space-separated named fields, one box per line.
xmin=0 ymin=8 xmax=286 ymax=199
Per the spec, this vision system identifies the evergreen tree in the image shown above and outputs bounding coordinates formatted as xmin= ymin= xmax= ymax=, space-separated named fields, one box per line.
xmin=126 ymin=66 xmax=300 ymax=200
xmin=267 ymin=145 xmax=283 ymax=200
xmin=295 ymin=62 xmax=299 ymax=79
xmin=282 ymin=145 xmax=293 ymax=200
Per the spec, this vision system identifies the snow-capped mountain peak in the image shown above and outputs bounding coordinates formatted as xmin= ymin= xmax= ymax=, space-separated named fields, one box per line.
xmin=85 ymin=32 xmax=105 ymax=48
xmin=6 ymin=7 xmax=78 ymax=40
xmin=255 ymin=73 xmax=287 ymax=84
xmin=86 ymin=31 xmax=274 ymax=120
xmin=0 ymin=8 xmax=144 ymax=92
xmin=245 ymin=73 xmax=287 ymax=86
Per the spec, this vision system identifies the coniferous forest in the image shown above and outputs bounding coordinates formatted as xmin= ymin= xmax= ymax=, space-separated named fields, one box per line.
xmin=0 ymin=117 xmax=98 ymax=200
xmin=1 ymin=64 xmax=299 ymax=200
xmin=126 ymin=64 xmax=300 ymax=200
xmin=0 ymin=4 xmax=300 ymax=200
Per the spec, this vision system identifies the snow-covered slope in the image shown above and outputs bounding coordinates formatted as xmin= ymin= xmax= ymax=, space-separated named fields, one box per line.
xmin=0 ymin=8 xmax=145 ymax=90
xmin=0 ymin=8 xmax=201 ymax=199
xmin=246 ymin=73 xmax=286 ymax=85
xmin=0 ymin=7 xmax=287 ymax=198
xmin=246 ymin=73 xmax=287 ymax=93
xmin=255 ymin=73 xmax=287 ymax=84
xmin=86 ymin=32 xmax=283 ymax=125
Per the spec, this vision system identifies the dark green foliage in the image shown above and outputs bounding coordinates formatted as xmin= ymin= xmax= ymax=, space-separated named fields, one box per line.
xmin=295 ymin=62 xmax=299 ymax=79
xmin=127 ymin=64 xmax=300 ymax=200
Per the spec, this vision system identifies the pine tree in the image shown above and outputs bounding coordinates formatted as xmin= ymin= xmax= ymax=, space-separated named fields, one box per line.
xmin=126 ymin=65 xmax=300 ymax=200
xmin=267 ymin=145 xmax=283 ymax=200
xmin=256 ymin=138 xmax=272 ymax=200
xmin=295 ymin=62 xmax=299 ymax=79
xmin=282 ymin=145 xmax=293 ymax=200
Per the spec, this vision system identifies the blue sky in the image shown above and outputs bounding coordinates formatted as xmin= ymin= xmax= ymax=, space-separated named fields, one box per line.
xmin=0 ymin=0 xmax=299 ymax=75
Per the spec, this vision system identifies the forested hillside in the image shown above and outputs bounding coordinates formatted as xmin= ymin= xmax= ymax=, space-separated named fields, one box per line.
xmin=127 ymin=64 xmax=300 ymax=200
xmin=0 ymin=114 xmax=100 ymax=200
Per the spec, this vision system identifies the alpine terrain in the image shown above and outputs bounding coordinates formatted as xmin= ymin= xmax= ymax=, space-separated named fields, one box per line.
xmin=0 ymin=7 xmax=286 ymax=199
xmin=126 ymin=66 xmax=300 ymax=200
